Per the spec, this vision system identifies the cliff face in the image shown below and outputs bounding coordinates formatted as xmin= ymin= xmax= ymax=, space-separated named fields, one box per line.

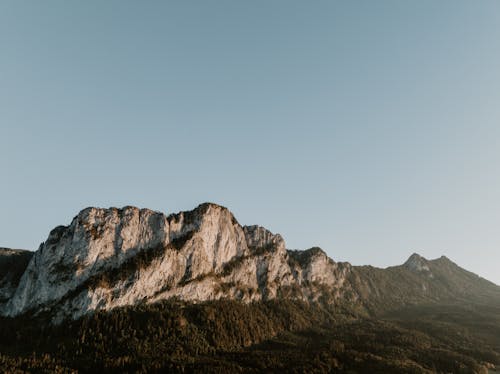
xmin=1 ymin=203 xmax=498 ymax=322
xmin=1 ymin=203 xmax=350 ymax=321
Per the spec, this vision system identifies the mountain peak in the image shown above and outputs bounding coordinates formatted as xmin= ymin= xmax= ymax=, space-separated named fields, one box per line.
xmin=435 ymin=255 xmax=452 ymax=262
xmin=405 ymin=252 xmax=426 ymax=263
xmin=403 ymin=253 xmax=431 ymax=272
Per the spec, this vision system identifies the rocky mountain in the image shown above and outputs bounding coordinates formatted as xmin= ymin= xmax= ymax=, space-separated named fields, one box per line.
xmin=1 ymin=203 xmax=498 ymax=323
xmin=347 ymin=252 xmax=500 ymax=314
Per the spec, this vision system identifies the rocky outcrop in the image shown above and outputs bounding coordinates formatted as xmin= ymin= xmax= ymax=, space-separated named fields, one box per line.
xmin=1 ymin=203 xmax=349 ymax=321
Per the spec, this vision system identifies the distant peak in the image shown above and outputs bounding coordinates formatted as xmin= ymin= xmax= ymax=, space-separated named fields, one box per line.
xmin=404 ymin=252 xmax=430 ymax=272
xmin=407 ymin=252 xmax=425 ymax=261
xmin=431 ymin=255 xmax=455 ymax=266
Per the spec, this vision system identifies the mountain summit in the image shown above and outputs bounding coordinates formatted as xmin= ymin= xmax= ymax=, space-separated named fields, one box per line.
xmin=1 ymin=203 xmax=498 ymax=322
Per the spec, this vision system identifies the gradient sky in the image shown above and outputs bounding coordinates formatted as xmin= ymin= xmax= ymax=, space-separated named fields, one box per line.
xmin=2 ymin=1 xmax=500 ymax=284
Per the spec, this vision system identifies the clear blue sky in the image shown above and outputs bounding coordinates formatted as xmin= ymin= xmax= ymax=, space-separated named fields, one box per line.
xmin=2 ymin=1 xmax=500 ymax=284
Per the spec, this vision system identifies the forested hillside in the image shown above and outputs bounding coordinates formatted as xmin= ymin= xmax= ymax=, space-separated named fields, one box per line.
xmin=1 ymin=299 xmax=500 ymax=373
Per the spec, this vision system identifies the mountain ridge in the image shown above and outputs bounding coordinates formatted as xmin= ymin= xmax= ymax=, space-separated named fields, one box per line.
xmin=1 ymin=203 xmax=498 ymax=323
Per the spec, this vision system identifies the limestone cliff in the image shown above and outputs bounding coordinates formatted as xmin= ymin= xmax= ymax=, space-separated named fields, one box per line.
xmin=1 ymin=203 xmax=349 ymax=321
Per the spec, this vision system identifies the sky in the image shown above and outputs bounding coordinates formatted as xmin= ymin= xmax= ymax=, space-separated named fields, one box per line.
xmin=2 ymin=1 xmax=500 ymax=284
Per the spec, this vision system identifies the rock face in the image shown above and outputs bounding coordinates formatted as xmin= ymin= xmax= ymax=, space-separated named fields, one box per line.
xmin=1 ymin=203 xmax=498 ymax=322
xmin=1 ymin=203 xmax=352 ymax=321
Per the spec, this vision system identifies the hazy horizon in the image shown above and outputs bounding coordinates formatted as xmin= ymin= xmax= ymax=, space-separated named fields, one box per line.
xmin=2 ymin=1 xmax=500 ymax=284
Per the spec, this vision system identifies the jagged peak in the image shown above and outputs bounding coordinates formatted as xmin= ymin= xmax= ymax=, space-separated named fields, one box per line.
xmin=68 ymin=203 xmax=237 ymax=229
xmin=41 ymin=203 xmax=247 ymax=258
xmin=404 ymin=253 xmax=457 ymax=269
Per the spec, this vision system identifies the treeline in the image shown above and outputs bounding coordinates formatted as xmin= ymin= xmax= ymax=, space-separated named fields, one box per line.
xmin=0 ymin=300 xmax=340 ymax=372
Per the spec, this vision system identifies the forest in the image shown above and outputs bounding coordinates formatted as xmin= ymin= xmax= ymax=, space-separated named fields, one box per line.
xmin=1 ymin=298 xmax=499 ymax=373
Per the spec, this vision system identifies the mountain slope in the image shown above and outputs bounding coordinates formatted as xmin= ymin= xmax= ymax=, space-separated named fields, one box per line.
xmin=349 ymin=254 xmax=500 ymax=314
xmin=2 ymin=298 xmax=500 ymax=373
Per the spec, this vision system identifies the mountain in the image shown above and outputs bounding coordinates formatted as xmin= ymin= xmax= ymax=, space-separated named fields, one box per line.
xmin=2 ymin=203 xmax=500 ymax=372
xmin=1 ymin=203 xmax=498 ymax=323
xmin=1 ymin=203 xmax=354 ymax=321
xmin=346 ymin=252 xmax=500 ymax=314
